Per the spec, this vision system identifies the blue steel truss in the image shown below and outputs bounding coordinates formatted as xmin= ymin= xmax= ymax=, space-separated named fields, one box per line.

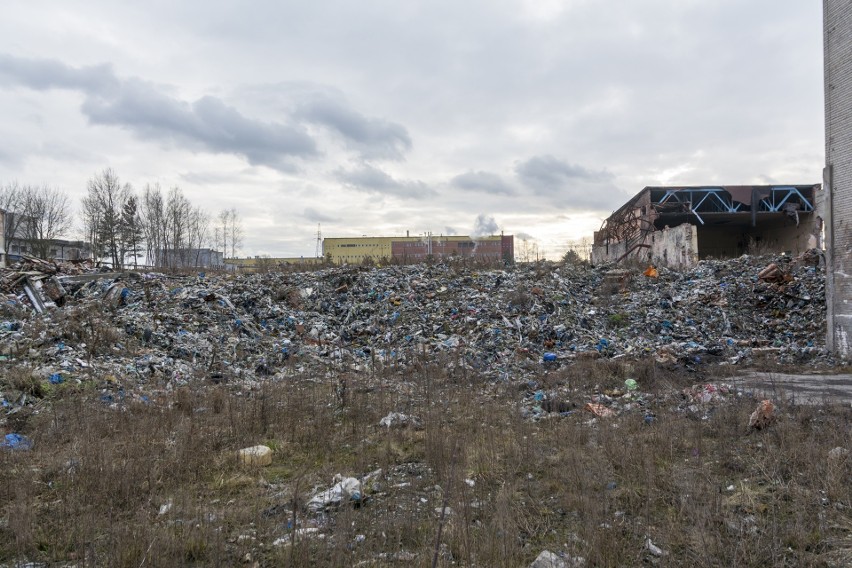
xmin=651 ymin=186 xmax=814 ymax=225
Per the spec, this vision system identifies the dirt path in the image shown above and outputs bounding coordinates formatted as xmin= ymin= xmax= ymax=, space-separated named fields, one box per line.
xmin=737 ymin=371 xmax=852 ymax=405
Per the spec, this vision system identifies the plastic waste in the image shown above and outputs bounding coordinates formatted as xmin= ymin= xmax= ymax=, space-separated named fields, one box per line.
xmin=2 ymin=433 xmax=33 ymax=450
xmin=529 ymin=550 xmax=567 ymax=568
xmin=748 ymin=400 xmax=775 ymax=430
xmin=584 ymin=403 xmax=615 ymax=418
xmin=379 ymin=412 xmax=421 ymax=428
xmin=307 ymin=476 xmax=362 ymax=512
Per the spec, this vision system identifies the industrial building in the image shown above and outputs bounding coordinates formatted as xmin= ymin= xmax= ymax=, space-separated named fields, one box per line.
xmin=323 ymin=234 xmax=514 ymax=265
xmin=591 ymin=185 xmax=823 ymax=268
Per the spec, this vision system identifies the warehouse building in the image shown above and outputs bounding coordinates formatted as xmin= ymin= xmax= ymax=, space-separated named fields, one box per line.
xmin=591 ymin=184 xmax=823 ymax=268
xmin=323 ymin=234 xmax=514 ymax=265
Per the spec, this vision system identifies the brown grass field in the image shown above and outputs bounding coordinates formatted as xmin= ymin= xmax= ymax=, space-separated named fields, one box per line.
xmin=1 ymin=354 xmax=850 ymax=567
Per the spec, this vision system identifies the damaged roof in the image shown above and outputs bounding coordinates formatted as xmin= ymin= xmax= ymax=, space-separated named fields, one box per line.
xmin=597 ymin=184 xmax=820 ymax=244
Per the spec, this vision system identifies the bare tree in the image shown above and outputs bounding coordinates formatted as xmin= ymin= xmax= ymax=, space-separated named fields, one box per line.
xmin=0 ymin=182 xmax=29 ymax=261
xmin=217 ymin=208 xmax=243 ymax=258
xmin=188 ymin=205 xmax=211 ymax=267
xmin=83 ymin=169 xmax=131 ymax=268
xmin=19 ymin=186 xmax=72 ymax=259
xmin=166 ymin=187 xmax=190 ymax=268
xmin=138 ymin=184 xmax=215 ymax=269
xmin=228 ymin=209 xmax=243 ymax=258
xmin=140 ymin=183 xmax=166 ymax=268
xmin=81 ymin=192 xmax=102 ymax=263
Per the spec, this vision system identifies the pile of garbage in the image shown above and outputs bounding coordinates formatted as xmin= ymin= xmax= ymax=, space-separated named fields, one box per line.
xmin=0 ymin=252 xmax=828 ymax=400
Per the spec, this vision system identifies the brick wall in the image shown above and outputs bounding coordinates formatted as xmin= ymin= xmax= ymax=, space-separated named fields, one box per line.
xmin=825 ymin=0 xmax=852 ymax=355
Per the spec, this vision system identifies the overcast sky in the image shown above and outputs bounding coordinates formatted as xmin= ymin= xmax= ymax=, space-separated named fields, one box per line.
xmin=0 ymin=1 xmax=823 ymax=259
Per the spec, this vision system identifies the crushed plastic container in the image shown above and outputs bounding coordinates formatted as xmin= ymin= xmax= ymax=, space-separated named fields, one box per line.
xmin=2 ymin=433 xmax=33 ymax=451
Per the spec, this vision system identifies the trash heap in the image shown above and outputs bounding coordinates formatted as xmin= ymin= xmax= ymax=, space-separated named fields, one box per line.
xmin=0 ymin=251 xmax=828 ymax=400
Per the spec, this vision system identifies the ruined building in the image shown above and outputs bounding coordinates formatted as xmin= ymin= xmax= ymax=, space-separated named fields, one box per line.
xmin=591 ymin=185 xmax=823 ymax=268
xmin=825 ymin=0 xmax=852 ymax=356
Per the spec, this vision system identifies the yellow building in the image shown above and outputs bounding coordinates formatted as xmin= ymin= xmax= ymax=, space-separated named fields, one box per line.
xmin=323 ymin=236 xmax=394 ymax=264
xmin=324 ymin=234 xmax=513 ymax=265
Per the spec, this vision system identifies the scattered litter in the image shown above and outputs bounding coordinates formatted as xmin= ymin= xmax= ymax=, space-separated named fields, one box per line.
xmin=2 ymin=433 xmax=33 ymax=451
xmin=748 ymin=400 xmax=776 ymax=430
xmin=379 ymin=412 xmax=422 ymax=429
xmin=758 ymin=263 xmax=791 ymax=284
xmin=529 ymin=550 xmax=567 ymax=568
xmin=828 ymin=447 xmax=849 ymax=460
xmin=584 ymin=403 xmax=615 ymax=418
xmin=307 ymin=475 xmax=362 ymax=512
xmin=238 ymin=445 xmax=273 ymax=466
xmin=645 ymin=537 xmax=666 ymax=557
xmin=273 ymin=528 xmax=322 ymax=546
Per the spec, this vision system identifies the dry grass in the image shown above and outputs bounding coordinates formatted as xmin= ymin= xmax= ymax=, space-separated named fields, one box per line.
xmin=0 ymin=356 xmax=850 ymax=566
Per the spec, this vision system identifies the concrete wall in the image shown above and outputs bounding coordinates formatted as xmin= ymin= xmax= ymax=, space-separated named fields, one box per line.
xmin=591 ymin=239 xmax=631 ymax=266
xmin=592 ymin=224 xmax=698 ymax=268
xmin=650 ymin=224 xmax=698 ymax=268
xmin=0 ymin=210 xmax=5 ymax=268
xmin=759 ymin=217 xmax=822 ymax=254
xmin=695 ymin=214 xmax=822 ymax=259
xmin=825 ymin=0 xmax=852 ymax=356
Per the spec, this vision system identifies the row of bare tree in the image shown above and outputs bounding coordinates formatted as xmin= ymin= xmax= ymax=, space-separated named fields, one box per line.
xmin=0 ymin=183 xmax=72 ymax=261
xmin=2 ymin=169 xmax=243 ymax=269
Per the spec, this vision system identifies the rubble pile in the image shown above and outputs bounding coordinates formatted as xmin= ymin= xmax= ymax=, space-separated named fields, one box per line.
xmin=0 ymin=252 xmax=827 ymax=391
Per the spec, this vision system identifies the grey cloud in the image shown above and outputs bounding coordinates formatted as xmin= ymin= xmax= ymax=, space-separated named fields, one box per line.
xmin=81 ymin=82 xmax=317 ymax=170
xmin=0 ymin=53 xmax=119 ymax=93
xmin=303 ymin=207 xmax=339 ymax=223
xmin=451 ymin=170 xmax=515 ymax=195
xmin=515 ymin=155 xmax=626 ymax=210
xmin=444 ymin=226 xmax=459 ymax=235
xmin=0 ymin=54 xmax=317 ymax=171
xmin=296 ymin=93 xmax=412 ymax=160
xmin=335 ymin=164 xmax=435 ymax=200
xmin=516 ymin=155 xmax=613 ymax=187
xmin=516 ymin=232 xmax=535 ymax=241
xmin=471 ymin=214 xmax=499 ymax=238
